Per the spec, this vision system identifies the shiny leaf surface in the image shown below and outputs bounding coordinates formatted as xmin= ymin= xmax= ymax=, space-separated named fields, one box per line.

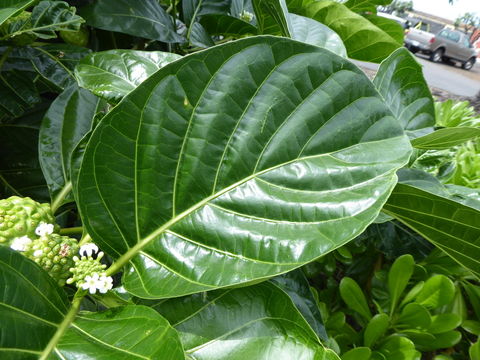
xmin=253 ymin=0 xmax=292 ymax=36
xmin=289 ymin=14 xmax=346 ymax=57
xmin=200 ymin=14 xmax=258 ymax=37
xmin=373 ymin=48 xmax=435 ymax=138
xmin=0 ymin=0 xmax=35 ymax=26
xmin=155 ymin=282 xmax=340 ymax=360
xmin=301 ymin=0 xmax=401 ymax=62
xmin=77 ymin=36 xmax=411 ymax=299
xmin=81 ymin=0 xmax=183 ymax=43
xmin=344 ymin=0 xmax=392 ymax=13
xmin=0 ymin=68 xmax=40 ymax=120
xmin=0 ymin=246 xmax=69 ymax=359
xmin=52 ymin=306 xmax=184 ymax=360
xmin=364 ymin=14 xmax=404 ymax=45
xmin=39 ymin=84 xmax=101 ymax=204
xmin=383 ymin=169 xmax=480 ymax=277
xmin=75 ymin=50 xmax=181 ymax=102
xmin=411 ymin=127 xmax=480 ymax=149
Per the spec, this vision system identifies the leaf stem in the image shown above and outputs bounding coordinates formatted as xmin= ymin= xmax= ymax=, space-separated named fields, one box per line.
xmin=39 ymin=292 xmax=84 ymax=360
xmin=79 ymin=233 xmax=91 ymax=247
xmin=59 ymin=226 xmax=83 ymax=236
xmin=51 ymin=181 xmax=72 ymax=213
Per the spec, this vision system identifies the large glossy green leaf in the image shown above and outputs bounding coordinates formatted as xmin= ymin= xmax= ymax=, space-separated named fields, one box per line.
xmin=81 ymin=0 xmax=183 ymax=43
xmin=2 ymin=0 xmax=84 ymax=40
xmin=0 ymin=104 xmax=50 ymax=202
xmin=77 ymin=36 xmax=411 ymax=299
xmin=383 ymin=169 xmax=480 ymax=277
xmin=373 ymin=48 xmax=435 ymax=138
xmin=344 ymin=0 xmax=392 ymax=14
xmin=0 ymin=246 xmax=69 ymax=359
xmin=75 ymin=50 xmax=181 ymax=103
xmin=270 ymin=269 xmax=328 ymax=341
xmin=289 ymin=14 xmax=346 ymax=57
xmin=0 ymin=0 xmax=35 ymax=26
xmin=182 ymin=0 xmax=231 ymax=25
xmin=39 ymin=84 xmax=101 ymax=207
xmin=51 ymin=305 xmax=184 ymax=360
xmin=253 ymin=0 xmax=293 ymax=36
xmin=301 ymin=0 xmax=402 ymax=62
xmin=364 ymin=14 xmax=404 ymax=45
xmin=411 ymin=127 xmax=480 ymax=150
xmin=200 ymin=14 xmax=258 ymax=38
xmin=155 ymin=282 xmax=340 ymax=359
xmin=0 ymin=68 xmax=40 ymax=120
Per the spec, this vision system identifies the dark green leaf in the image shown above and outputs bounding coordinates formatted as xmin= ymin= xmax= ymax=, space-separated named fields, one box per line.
xmin=373 ymin=48 xmax=435 ymax=138
xmin=301 ymin=0 xmax=402 ymax=62
xmin=340 ymin=277 xmax=372 ymax=320
xmin=289 ymin=14 xmax=346 ymax=57
xmin=189 ymin=21 xmax=215 ymax=48
xmin=155 ymin=282 xmax=340 ymax=359
xmin=364 ymin=313 xmax=389 ymax=347
xmin=388 ymin=254 xmax=414 ymax=314
xmin=77 ymin=36 xmax=411 ymax=299
xmin=39 ymin=84 xmax=101 ymax=206
xmin=81 ymin=0 xmax=183 ymax=43
xmin=52 ymin=305 xmax=184 ymax=360
xmin=75 ymin=50 xmax=181 ymax=102
xmin=0 ymin=68 xmax=40 ymax=120
xmin=383 ymin=169 xmax=480 ymax=277
xmin=270 ymin=269 xmax=328 ymax=341
xmin=0 ymin=246 xmax=69 ymax=359
xmin=200 ymin=14 xmax=258 ymax=37
xmin=182 ymin=0 xmax=231 ymax=25
xmin=3 ymin=0 xmax=84 ymax=40
xmin=253 ymin=0 xmax=292 ymax=36
xmin=411 ymin=127 xmax=480 ymax=149
xmin=0 ymin=0 xmax=35 ymax=26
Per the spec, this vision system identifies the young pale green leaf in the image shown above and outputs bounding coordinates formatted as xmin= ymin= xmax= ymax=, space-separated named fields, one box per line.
xmin=373 ymin=48 xmax=435 ymax=138
xmin=270 ymin=269 xmax=328 ymax=341
xmin=428 ymin=313 xmax=462 ymax=334
xmin=364 ymin=313 xmax=389 ymax=348
xmin=364 ymin=14 xmax=404 ymax=45
xmin=154 ymin=282 xmax=340 ymax=360
xmin=383 ymin=169 xmax=480 ymax=277
xmin=397 ymin=303 xmax=431 ymax=329
xmin=0 ymin=246 xmax=69 ymax=359
xmin=471 ymin=341 xmax=480 ymax=360
xmin=463 ymin=320 xmax=480 ymax=335
xmin=200 ymin=14 xmax=258 ymax=38
xmin=80 ymin=0 xmax=183 ymax=43
xmin=388 ymin=254 xmax=414 ymax=314
xmin=51 ymin=306 xmax=184 ymax=360
xmin=39 ymin=84 xmax=101 ymax=206
xmin=415 ymin=275 xmax=456 ymax=309
xmin=0 ymin=105 xmax=50 ymax=201
xmin=411 ymin=127 xmax=480 ymax=150
xmin=302 ymin=1 xmax=402 ymax=62
xmin=0 ymin=0 xmax=35 ymax=26
xmin=77 ymin=36 xmax=411 ymax=299
xmin=253 ymin=0 xmax=293 ymax=36
xmin=75 ymin=50 xmax=182 ymax=103
xmin=339 ymin=277 xmax=372 ymax=320
xmin=289 ymin=14 xmax=347 ymax=57
xmin=4 ymin=0 xmax=84 ymax=40
xmin=342 ymin=347 xmax=371 ymax=360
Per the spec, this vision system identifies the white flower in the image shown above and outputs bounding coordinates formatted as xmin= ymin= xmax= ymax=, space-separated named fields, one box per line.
xmin=97 ymin=275 xmax=113 ymax=294
xmin=79 ymin=243 xmax=99 ymax=258
xmin=81 ymin=273 xmax=101 ymax=294
xmin=33 ymin=249 xmax=43 ymax=257
xmin=35 ymin=222 xmax=54 ymax=236
xmin=10 ymin=236 xmax=32 ymax=251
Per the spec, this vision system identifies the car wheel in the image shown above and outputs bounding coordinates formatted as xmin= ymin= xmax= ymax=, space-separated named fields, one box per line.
xmin=462 ymin=58 xmax=475 ymax=70
xmin=430 ymin=49 xmax=444 ymax=63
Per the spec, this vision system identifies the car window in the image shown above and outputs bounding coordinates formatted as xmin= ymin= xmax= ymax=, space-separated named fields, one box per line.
xmin=463 ymin=37 xmax=471 ymax=48
xmin=438 ymin=30 xmax=449 ymax=38
xmin=447 ymin=31 xmax=460 ymax=42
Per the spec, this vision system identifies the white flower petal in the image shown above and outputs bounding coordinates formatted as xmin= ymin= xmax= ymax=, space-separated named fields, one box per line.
xmin=35 ymin=222 xmax=54 ymax=236
xmin=10 ymin=236 xmax=32 ymax=251
xmin=33 ymin=250 xmax=43 ymax=257
xmin=79 ymin=243 xmax=99 ymax=257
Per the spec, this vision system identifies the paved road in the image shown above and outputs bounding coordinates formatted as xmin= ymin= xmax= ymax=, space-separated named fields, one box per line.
xmin=353 ymin=54 xmax=480 ymax=97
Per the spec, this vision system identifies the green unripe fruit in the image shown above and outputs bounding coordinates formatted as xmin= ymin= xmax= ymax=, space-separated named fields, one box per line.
xmin=60 ymin=26 xmax=89 ymax=47
xmin=0 ymin=196 xmax=57 ymax=245
xmin=26 ymin=234 xmax=79 ymax=286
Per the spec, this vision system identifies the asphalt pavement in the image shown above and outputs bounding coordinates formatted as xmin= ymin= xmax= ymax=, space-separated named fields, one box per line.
xmin=353 ymin=53 xmax=480 ymax=97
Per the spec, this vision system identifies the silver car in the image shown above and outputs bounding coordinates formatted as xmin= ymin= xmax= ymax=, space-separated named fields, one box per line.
xmin=406 ymin=28 xmax=477 ymax=70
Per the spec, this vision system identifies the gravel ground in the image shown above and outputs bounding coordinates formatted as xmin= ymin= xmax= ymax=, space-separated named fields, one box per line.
xmin=361 ymin=68 xmax=480 ymax=113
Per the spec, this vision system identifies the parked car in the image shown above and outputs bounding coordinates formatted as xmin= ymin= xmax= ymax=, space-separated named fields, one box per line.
xmin=405 ymin=27 xmax=477 ymax=70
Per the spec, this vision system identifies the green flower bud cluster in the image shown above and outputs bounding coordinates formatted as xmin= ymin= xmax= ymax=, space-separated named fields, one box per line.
xmin=0 ymin=196 xmax=57 ymax=245
xmin=67 ymin=251 xmax=107 ymax=287
xmin=26 ymin=234 xmax=80 ymax=287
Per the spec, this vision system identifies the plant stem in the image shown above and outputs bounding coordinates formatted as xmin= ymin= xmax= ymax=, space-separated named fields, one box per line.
xmin=79 ymin=233 xmax=91 ymax=247
xmin=59 ymin=227 xmax=83 ymax=236
xmin=39 ymin=293 xmax=84 ymax=360
xmin=51 ymin=181 xmax=73 ymax=213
